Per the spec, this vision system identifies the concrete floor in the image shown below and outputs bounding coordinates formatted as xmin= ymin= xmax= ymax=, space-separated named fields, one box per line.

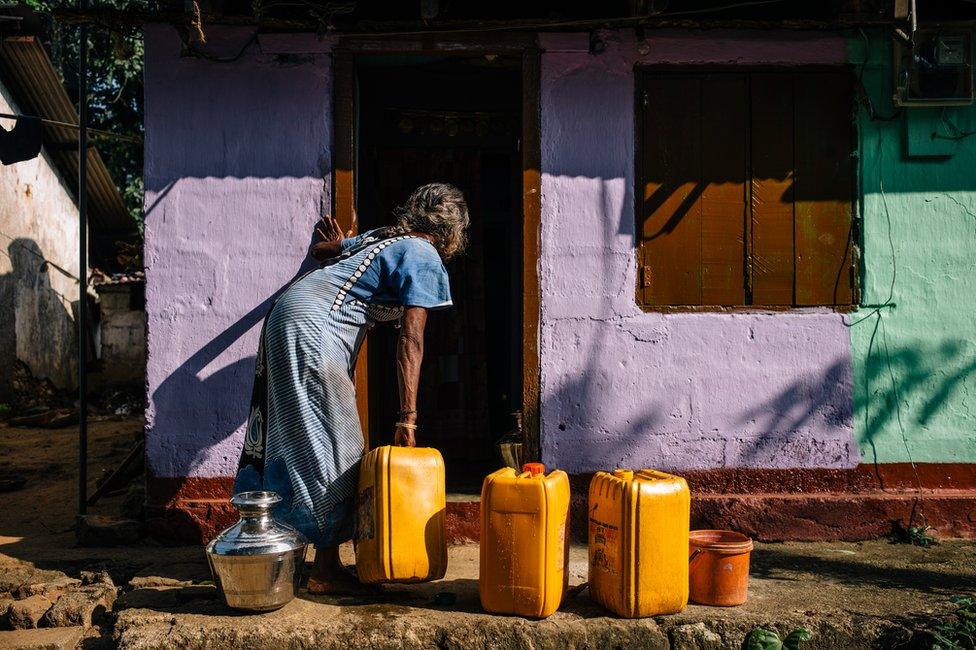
xmin=5 ymin=538 xmax=964 ymax=649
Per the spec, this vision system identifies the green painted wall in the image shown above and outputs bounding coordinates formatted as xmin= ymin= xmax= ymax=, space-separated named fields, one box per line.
xmin=850 ymin=30 xmax=976 ymax=464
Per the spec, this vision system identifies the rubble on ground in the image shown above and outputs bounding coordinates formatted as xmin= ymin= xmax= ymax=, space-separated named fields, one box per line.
xmin=75 ymin=515 xmax=143 ymax=547
xmin=98 ymin=387 xmax=145 ymax=418
xmin=40 ymin=584 xmax=116 ymax=628
xmin=0 ymin=626 xmax=86 ymax=649
xmin=0 ymin=565 xmax=113 ymax=635
xmin=5 ymin=594 xmax=54 ymax=629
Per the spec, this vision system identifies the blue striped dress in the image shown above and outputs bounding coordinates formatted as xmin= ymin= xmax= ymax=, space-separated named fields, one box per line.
xmin=234 ymin=229 xmax=452 ymax=547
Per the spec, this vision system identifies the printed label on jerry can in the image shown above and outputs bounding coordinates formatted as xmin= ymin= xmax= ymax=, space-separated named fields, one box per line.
xmin=589 ymin=517 xmax=619 ymax=575
xmin=356 ymin=486 xmax=375 ymax=542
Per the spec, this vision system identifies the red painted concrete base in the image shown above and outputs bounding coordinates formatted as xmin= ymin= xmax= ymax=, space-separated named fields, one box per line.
xmin=143 ymin=476 xmax=487 ymax=545
xmin=146 ymin=464 xmax=976 ymax=545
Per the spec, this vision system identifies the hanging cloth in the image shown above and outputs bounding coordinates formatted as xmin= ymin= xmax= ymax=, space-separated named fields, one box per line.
xmin=0 ymin=115 xmax=43 ymax=165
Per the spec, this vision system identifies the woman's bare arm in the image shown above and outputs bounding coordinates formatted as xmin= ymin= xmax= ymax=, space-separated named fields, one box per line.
xmin=311 ymin=240 xmax=342 ymax=261
xmin=394 ymin=306 xmax=427 ymax=446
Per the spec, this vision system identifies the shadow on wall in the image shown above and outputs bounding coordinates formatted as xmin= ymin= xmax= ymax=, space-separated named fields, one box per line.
xmin=734 ymin=328 xmax=976 ymax=467
xmin=148 ymin=220 xmax=321 ymax=479
xmin=0 ymin=238 xmax=77 ymax=399
xmin=550 ymin=331 xmax=974 ymax=471
xmin=542 ymin=181 xmax=670 ymax=468
xmin=855 ymin=316 xmax=976 ymax=465
xmin=734 ymin=359 xmax=853 ymax=464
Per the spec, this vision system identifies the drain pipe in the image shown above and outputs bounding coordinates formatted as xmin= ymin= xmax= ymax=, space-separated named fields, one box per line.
xmin=77 ymin=0 xmax=89 ymax=517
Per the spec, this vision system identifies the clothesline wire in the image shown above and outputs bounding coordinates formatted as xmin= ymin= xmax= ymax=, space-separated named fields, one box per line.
xmin=0 ymin=228 xmax=81 ymax=283
xmin=0 ymin=111 xmax=142 ymax=145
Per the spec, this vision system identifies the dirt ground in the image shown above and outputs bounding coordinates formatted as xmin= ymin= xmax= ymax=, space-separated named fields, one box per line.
xmin=0 ymin=416 xmax=141 ymax=547
xmin=1 ymin=417 xmax=974 ymax=649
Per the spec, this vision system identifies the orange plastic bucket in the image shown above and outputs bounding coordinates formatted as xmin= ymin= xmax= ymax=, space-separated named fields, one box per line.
xmin=688 ymin=530 xmax=753 ymax=606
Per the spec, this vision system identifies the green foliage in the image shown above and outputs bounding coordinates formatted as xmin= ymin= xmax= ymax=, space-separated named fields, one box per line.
xmin=783 ymin=629 xmax=813 ymax=649
xmin=932 ymin=596 xmax=976 ymax=650
xmin=746 ymin=628 xmax=782 ymax=650
xmin=746 ymin=627 xmax=812 ymax=650
xmin=891 ymin=514 xmax=938 ymax=547
xmin=908 ymin=522 xmax=937 ymax=547
xmin=24 ymin=0 xmax=147 ymax=229
xmin=0 ymin=403 xmax=10 ymax=417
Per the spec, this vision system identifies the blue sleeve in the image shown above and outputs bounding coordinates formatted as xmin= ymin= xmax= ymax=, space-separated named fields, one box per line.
xmin=340 ymin=228 xmax=380 ymax=252
xmin=389 ymin=253 xmax=453 ymax=310
xmin=340 ymin=233 xmax=362 ymax=252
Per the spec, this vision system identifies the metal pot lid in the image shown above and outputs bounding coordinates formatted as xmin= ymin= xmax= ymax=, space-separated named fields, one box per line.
xmin=206 ymin=491 xmax=308 ymax=557
xmin=230 ymin=490 xmax=281 ymax=510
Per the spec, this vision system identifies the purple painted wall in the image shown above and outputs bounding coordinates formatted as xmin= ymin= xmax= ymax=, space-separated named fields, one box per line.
xmin=144 ymin=26 xmax=857 ymax=482
xmin=537 ymin=30 xmax=858 ymax=473
xmin=144 ymin=25 xmax=332 ymax=479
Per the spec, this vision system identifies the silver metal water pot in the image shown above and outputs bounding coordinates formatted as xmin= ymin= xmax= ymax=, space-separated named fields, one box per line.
xmin=206 ymin=491 xmax=308 ymax=611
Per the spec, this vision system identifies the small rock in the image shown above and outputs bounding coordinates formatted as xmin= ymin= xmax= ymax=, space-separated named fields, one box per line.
xmin=432 ymin=591 xmax=456 ymax=606
xmin=114 ymin=586 xmax=182 ymax=612
xmin=14 ymin=577 xmax=81 ymax=601
xmin=40 ymin=585 xmax=115 ymax=628
xmin=127 ymin=576 xmax=185 ymax=590
xmin=0 ymin=626 xmax=86 ymax=649
xmin=671 ymin=622 xmax=724 ymax=650
xmin=0 ymin=597 xmax=14 ymax=628
xmin=6 ymin=595 xmax=53 ymax=630
xmin=0 ymin=566 xmax=71 ymax=597
xmin=75 ymin=515 xmax=142 ymax=547
xmin=128 ymin=562 xmax=210 ymax=589
xmin=79 ymin=571 xmax=114 ymax=587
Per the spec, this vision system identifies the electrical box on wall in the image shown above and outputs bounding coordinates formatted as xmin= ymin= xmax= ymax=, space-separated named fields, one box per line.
xmin=894 ymin=29 xmax=974 ymax=107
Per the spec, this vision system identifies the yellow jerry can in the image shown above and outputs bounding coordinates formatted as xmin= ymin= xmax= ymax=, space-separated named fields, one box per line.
xmin=588 ymin=469 xmax=690 ymax=618
xmin=479 ymin=463 xmax=570 ymax=618
xmin=354 ymin=445 xmax=447 ymax=584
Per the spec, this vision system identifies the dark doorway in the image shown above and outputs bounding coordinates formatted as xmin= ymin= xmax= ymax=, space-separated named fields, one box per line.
xmin=356 ymin=55 xmax=523 ymax=491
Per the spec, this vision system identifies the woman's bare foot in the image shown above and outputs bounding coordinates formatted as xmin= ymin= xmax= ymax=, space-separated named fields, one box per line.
xmin=306 ymin=571 xmax=378 ymax=596
xmin=306 ymin=545 xmax=379 ymax=596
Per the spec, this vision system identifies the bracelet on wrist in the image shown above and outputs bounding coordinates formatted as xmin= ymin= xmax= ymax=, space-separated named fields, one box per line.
xmin=395 ymin=421 xmax=418 ymax=430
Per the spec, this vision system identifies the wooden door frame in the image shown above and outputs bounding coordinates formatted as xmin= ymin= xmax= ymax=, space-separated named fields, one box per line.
xmin=332 ymin=37 xmax=542 ymax=459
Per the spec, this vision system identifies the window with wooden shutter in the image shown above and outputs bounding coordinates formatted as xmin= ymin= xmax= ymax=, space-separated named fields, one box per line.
xmin=636 ymin=69 xmax=855 ymax=309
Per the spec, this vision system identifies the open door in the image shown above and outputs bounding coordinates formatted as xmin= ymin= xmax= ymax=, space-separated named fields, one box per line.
xmin=333 ymin=45 xmax=541 ymax=491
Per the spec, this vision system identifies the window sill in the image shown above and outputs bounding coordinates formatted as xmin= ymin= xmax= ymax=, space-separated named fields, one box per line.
xmin=636 ymin=304 xmax=856 ymax=314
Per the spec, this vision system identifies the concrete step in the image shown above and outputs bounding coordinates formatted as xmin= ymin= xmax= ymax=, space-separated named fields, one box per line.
xmin=113 ymin=540 xmax=972 ymax=650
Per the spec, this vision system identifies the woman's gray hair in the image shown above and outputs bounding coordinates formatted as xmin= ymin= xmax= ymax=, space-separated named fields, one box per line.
xmin=390 ymin=183 xmax=469 ymax=260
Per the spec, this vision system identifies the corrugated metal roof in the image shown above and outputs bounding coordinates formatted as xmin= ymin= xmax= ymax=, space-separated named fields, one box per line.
xmin=0 ymin=34 xmax=134 ymax=234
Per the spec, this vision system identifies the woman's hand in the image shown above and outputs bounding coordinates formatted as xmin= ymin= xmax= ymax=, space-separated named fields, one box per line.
xmin=310 ymin=214 xmax=346 ymax=262
xmin=316 ymin=214 xmax=344 ymax=244
xmin=394 ymin=423 xmax=416 ymax=447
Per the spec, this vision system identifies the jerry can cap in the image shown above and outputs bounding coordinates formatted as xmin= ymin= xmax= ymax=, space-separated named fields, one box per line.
xmin=522 ymin=462 xmax=545 ymax=476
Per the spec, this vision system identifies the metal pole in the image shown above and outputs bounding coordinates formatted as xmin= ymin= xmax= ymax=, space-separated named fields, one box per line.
xmin=77 ymin=9 xmax=89 ymax=517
